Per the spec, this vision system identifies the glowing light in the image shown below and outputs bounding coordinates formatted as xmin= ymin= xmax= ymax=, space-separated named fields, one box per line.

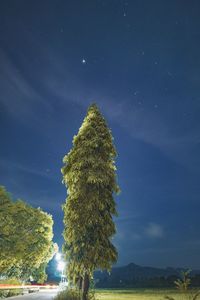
xmin=55 ymin=252 xmax=62 ymax=261
xmin=57 ymin=261 xmax=65 ymax=272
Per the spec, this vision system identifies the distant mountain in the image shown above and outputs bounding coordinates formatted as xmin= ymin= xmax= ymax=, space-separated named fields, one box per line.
xmin=94 ymin=263 xmax=200 ymax=288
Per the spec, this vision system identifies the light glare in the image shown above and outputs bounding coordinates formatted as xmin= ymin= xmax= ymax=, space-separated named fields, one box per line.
xmin=55 ymin=252 xmax=62 ymax=261
xmin=57 ymin=261 xmax=65 ymax=271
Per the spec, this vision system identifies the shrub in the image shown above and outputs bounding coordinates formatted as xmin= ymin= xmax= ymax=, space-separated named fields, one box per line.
xmin=0 ymin=278 xmax=22 ymax=298
xmin=54 ymin=289 xmax=80 ymax=300
xmin=54 ymin=289 xmax=96 ymax=300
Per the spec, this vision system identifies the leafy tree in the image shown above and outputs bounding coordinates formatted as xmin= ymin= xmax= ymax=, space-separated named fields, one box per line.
xmin=62 ymin=104 xmax=119 ymax=300
xmin=0 ymin=186 xmax=56 ymax=282
xmin=31 ymin=263 xmax=48 ymax=284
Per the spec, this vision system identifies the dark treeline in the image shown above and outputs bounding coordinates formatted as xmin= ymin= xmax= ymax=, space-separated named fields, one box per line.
xmin=95 ymin=274 xmax=200 ymax=288
xmin=93 ymin=263 xmax=200 ymax=288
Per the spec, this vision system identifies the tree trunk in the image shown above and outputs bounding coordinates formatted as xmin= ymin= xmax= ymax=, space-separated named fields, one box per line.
xmin=78 ymin=276 xmax=83 ymax=300
xmin=78 ymin=276 xmax=83 ymax=290
xmin=82 ymin=273 xmax=90 ymax=300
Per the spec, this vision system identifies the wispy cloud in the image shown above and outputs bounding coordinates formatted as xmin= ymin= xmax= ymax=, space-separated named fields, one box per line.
xmin=131 ymin=233 xmax=142 ymax=241
xmin=0 ymin=158 xmax=56 ymax=180
xmin=115 ymin=222 xmax=164 ymax=243
xmin=145 ymin=222 xmax=164 ymax=238
xmin=41 ymin=55 xmax=200 ymax=172
xmin=1 ymin=39 xmax=200 ymax=173
xmin=29 ymin=195 xmax=63 ymax=213
xmin=0 ymin=49 xmax=53 ymax=125
xmin=116 ymin=212 xmax=141 ymax=223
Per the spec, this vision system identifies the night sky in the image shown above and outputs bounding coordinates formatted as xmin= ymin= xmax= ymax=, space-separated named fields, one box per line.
xmin=1 ymin=0 xmax=200 ymax=269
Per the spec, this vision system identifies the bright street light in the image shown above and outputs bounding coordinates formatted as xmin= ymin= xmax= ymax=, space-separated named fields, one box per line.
xmin=57 ymin=261 xmax=65 ymax=272
xmin=55 ymin=252 xmax=68 ymax=288
xmin=55 ymin=252 xmax=62 ymax=261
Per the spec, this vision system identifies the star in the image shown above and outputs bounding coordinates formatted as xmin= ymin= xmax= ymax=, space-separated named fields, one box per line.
xmin=82 ymin=59 xmax=86 ymax=64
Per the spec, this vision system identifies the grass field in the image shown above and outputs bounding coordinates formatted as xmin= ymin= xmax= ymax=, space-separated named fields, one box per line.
xmin=96 ymin=289 xmax=199 ymax=300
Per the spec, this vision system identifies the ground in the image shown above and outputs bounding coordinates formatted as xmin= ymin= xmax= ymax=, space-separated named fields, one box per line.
xmin=8 ymin=289 xmax=58 ymax=300
xmin=6 ymin=288 xmax=200 ymax=300
xmin=96 ymin=289 xmax=198 ymax=300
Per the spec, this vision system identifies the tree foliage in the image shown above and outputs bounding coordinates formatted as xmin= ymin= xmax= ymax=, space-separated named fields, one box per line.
xmin=0 ymin=186 xmax=55 ymax=281
xmin=62 ymin=104 xmax=119 ymax=298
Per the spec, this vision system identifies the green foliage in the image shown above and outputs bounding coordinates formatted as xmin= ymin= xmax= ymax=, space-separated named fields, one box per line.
xmin=0 ymin=186 xmax=12 ymax=205
xmin=54 ymin=289 xmax=96 ymax=300
xmin=54 ymin=289 xmax=80 ymax=300
xmin=62 ymin=104 xmax=119 ymax=291
xmin=31 ymin=263 xmax=48 ymax=284
xmin=0 ymin=278 xmax=22 ymax=298
xmin=0 ymin=186 xmax=56 ymax=281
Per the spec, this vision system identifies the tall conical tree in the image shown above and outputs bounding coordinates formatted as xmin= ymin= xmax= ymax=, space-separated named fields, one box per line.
xmin=62 ymin=104 xmax=119 ymax=300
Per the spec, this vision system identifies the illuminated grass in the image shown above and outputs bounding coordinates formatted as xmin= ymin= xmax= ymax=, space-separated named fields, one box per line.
xmin=95 ymin=289 xmax=193 ymax=300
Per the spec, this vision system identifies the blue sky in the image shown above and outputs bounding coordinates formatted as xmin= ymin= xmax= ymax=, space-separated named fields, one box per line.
xmin=0 ymin=0 xmax=200 ymax=268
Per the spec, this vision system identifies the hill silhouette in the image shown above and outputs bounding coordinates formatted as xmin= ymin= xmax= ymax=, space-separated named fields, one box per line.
xmin=94 ymin=263 xmax=200 ymax=288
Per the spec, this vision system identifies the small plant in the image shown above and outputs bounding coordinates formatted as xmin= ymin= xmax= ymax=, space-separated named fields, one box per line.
xmin=164 ymin=270 xmax=200 ymax=300
xmin=54 ymin=289 xmax=80 ymax=300
xmin=164 ymin=297 xmax=176 ymax=300
xmin=54 ymin=288 xmax=97 ymax=300
xmin=174 ymin=270 xmax=191 ymax=292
